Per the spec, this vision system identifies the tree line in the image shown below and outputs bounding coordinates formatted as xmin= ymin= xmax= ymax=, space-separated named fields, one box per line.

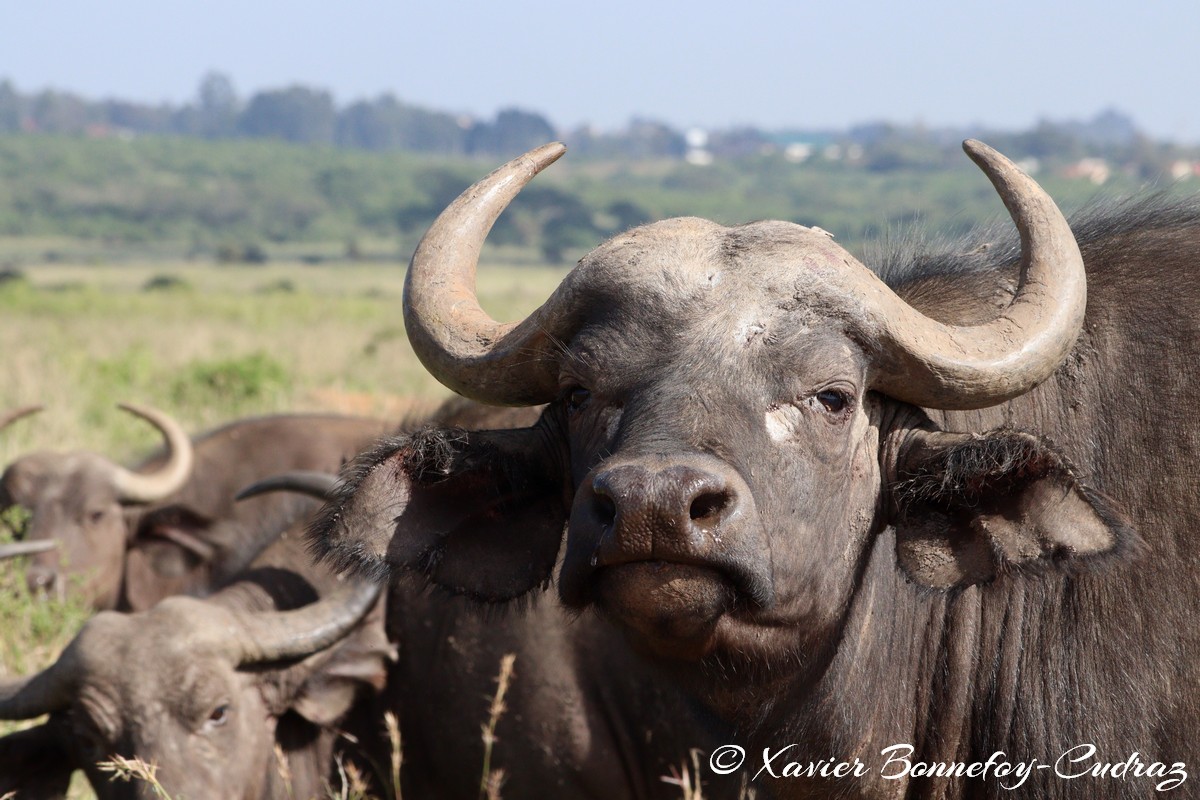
xmin=11 ymin=72 xmax=1194 ymax=174
xmin=0 ymin=73 xmax=687 ymax=160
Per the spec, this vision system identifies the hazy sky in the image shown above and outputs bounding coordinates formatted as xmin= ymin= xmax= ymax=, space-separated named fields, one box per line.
xmin=5 ymin=0 xmax=1198 ymax=141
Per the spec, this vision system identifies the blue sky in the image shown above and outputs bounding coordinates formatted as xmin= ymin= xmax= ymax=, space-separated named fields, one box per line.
xmin=5 ymin=0 xmax=1197 ymax=141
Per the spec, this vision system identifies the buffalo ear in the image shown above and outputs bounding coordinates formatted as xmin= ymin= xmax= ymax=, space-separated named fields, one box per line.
xmin=311 ymin=423 xmax=570 ymax=602
xmin=0 ymin=720 xmax=76 ymax=799
xmin=270 ymin=610 xmax=395 ymax=726
xmin=890 ymin=428 xmax=1137 ymax=589
xmin=122 ymin=507 xmax=224 ymax=610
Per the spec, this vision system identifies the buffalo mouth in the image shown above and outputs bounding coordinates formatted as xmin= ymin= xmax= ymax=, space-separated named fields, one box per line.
xmin=594 ymin=561 xmax=735 ymax=658
xmin=561 ymin=550 xmax=774 ymax=660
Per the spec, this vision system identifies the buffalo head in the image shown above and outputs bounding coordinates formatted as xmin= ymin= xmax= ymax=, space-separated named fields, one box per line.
xmin=0 ymin=575 xmax=386 ymax=799
xmin=313 ymin=142 xmax=1132 ymax=677
xmin=0 ymin=404 xmax=194 ymax=607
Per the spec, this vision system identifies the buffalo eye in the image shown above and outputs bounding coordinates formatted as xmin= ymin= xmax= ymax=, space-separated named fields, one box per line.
xmin=87 ymin=509 xmax=105 ymax=524
xmin=566 ymin=387 xmax=591 ymax=412
xmin=73 ymin=721 xmax=108 ymax=760
xmin=814 ymin=389 xmax=851 ymax=415
xmin=205 ymin=703 xmax=230 ymax=729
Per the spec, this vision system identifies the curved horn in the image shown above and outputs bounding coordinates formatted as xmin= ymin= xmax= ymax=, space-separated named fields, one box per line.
xmin=856 ymin=140 xmax=1085 ymax=408
xmin=234 ymin=579 xmax=381 ymax=664
xmin=0 ymin=406 xmax=42 ymax=432
xmin=108 ymin=404 xmax=195 ymax=503
xmin=404 ymin=142 xmax=580 ymax=405
xmin=0 ymin=540 xmax=57 ymax=560
xmin=236 ymin=471 xmax=339 ymax=502
xmin=0 ymin=655 xmax=77 ymax=720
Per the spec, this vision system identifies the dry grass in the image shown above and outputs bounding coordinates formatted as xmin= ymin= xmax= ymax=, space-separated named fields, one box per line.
xmin=0 ymin=262 xmax=722 ymax=799
xmin=661 ymin=751 xmax=707 ymax=800
xmin=0 ymin=259 xmax=568 ymax=461
xmin=0 ymin=260 xmax=559 ymax=799
xmin=96 ymin=756 xmax=173 ymax=799
xmin=384 ymin=711 xmax=403 ymax=800
xmin=479 ymin=654 xmax=516 ymax=800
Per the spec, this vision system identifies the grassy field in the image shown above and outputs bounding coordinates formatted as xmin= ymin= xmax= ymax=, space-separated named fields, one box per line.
xmin=0 ymin=253 xmax=567 ymax=462
xmin=0 ymin=255 xmax=572 ymax=798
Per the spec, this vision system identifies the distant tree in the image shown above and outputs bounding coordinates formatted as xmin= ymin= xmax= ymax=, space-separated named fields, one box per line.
xmin=567 ymin=119 xmax=687 ymax=160
xmin=466 ymin=108 xmax=556 ymax=156
xmin=707 ymin=127 xmax=772 ymax=159
xmin=238 ymin=85 xmax=335 ymax=145
xmin=395 ymin=168 xmax=479 ymax=232
xmin=394 ymin=105 xmax=468 ymax=153
xmin=0 ymin=80 xmax=20 ymax=132
xmin=195 ymin=72 xmax=239 ymax=138
xmin=338 ymin=96 xmax=404 ymax=150
xmin=102 ymin=100 xmax=173 ymax=134
xmin=337 ymin=93 xmax=468 ymax=152
xmin=30 ymin=90 xmax=91 ymax=133
xmin=606 ymin=200 xmax=652 ymax=232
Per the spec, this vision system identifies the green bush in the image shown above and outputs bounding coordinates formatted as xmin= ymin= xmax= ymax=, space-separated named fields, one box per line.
xmin=170 ymin=352 xmax=289 ymax=407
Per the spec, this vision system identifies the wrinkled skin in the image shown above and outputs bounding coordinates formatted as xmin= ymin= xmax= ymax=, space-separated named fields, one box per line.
xmin=316 ymin=198 xmax=1200 ymax=798
xmin=0 ymin=533 xmax=391 ymax=800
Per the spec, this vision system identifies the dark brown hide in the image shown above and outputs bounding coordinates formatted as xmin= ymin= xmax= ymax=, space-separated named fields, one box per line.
xmin=0 ymin=532 xmax=390 ymax=800
xmin=1 ymin=413 xmax=402 ymax=610
xmin=313 ymin=150 xmax=1200 ymax=799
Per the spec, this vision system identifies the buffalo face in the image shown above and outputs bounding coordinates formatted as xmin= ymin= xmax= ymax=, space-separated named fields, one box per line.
xmin=313 ymin=142 xmax=1134 ymax=678
xmin=1 ymin=450 xmax=133 ymax=607
xmin=0 ymin=577 xmax=386 ymax=798
xmin=0 ymin=404 xmax=194 ymax=608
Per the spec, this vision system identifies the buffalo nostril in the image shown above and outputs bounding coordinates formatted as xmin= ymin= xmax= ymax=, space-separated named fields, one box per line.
xmin=690 ymin=491 xmax=731 ymax=522
xmin=26 ymin=567 xmax=56 ymax=593
xmin=592 ymin=491 xmax=617 ymax=527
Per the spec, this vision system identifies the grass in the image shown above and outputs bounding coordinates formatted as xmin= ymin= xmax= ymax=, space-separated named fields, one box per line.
xmin=82 ymin=657 xmax=519 ymax=800
xmin=0 ymin=258 xmax=567 ymax=462
xmin=96 ymin=757 xmax=173 ymax=799
xmin=1 ymin=259 xmax=737 ymax=799
xmin=0 ymin=258 xmax=559 ymax=798
xmin=479 ymin=654 xmax=516 ymax=800
xmin=0 ymin=523 xmax=97 ymax=800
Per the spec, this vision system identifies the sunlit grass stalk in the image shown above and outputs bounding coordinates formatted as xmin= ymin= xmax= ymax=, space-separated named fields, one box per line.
xmin=479 ymin=653 xmax=516 ymax=800
xmin=96 ymin=756 xmax=174 ymax=800
xmin=384 ymin=710 xmax=403 ymax=800
xmin=326 ymin=752 xmax=374 ymax=800
xmin=274 ymin=743 xmax=295 ymax=800
xmin=661 ymin=749 xmax=705 ymax=800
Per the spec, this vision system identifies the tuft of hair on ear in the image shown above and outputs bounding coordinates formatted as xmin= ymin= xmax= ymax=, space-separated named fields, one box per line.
xmin=306 ymin=433 xmax=416 ymax=581
xmin=895 ymin=428 xmax=1072 ymax=507
xmin=305 ymin=427 xmax=496 ymax=583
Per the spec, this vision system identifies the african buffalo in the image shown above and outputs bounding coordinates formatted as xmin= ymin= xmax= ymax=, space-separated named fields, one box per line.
xmin=272 ymin=470 xmax=746 ymax=800
xmin=313 ymin=141 xmax=1198 ymax=798
xmin=0 ymin=528 xmax=389 ymax=799
xmin=0 ymin=407 xmax=48 ymax=561
xmin=0 ymin=461 xmax=738 ymax=800
xmin=0 ymin=404 xmax=395 ymax=609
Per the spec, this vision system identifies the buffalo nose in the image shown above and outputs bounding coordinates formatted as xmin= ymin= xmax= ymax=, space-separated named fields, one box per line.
xmin=25 ymin=564 xmax=56 ymax=594
xmin=590 ymin=462 xmax=738 ymax=552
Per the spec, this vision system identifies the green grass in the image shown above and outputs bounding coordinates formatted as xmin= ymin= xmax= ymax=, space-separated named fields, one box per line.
xmin=0 ymin=259 xmax=568 ymax=462
xmin=0 ymin=509 xmax=96 ymax=798
xmin=0 ymin=258 xmax=569 ymax=798
xmin=0 ymin=133 xmax=1176 ymax=271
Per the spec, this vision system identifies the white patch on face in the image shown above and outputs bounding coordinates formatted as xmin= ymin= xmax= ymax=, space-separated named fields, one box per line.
xmin=765 ymin=402 xmax=805 ymax=442
xmin=604 ymin=406 xmax=623 ymax=442
xmin=737 ymin=320 xmax=767 ymax=345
